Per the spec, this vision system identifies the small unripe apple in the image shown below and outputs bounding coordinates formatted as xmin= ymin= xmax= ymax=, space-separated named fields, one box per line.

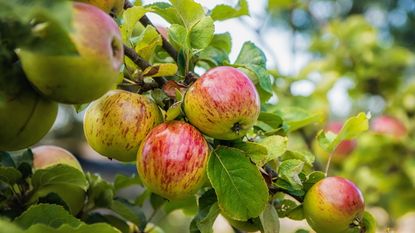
xmin=371 ymin=115 xmax=407 ymax=139
xmin=0 ymin=75 xmax=58 ymax=151
xmin=303 ymin=176 xmax=365 ymax=233
xmin=84 ymin=90 xmax=163 ymax=162
xmin=31 ymin=145 xmax=85 ymax=215
xmin=183 ymin=66 xmax=260 ymax=140
xmin=137 ymin=121 xmax=209 ymax=200
xmin=32 ymin=145 xmax=82 ymax=171
xmin=18 ymin=2 xmax=123 ymax=104
xmin=74 ymin=0 xmax=125 ymax=16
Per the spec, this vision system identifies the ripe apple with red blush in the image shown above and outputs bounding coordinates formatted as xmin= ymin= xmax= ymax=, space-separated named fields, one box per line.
xmin=303 ymin=176 xmax=365 ymax=233
xmin=371 ymin=115 xmax=407 ymax=139
xmin=136 ymin=121 xmax=209 ymax=200
xmin=183 ymin=66 xmax=260 ymax=140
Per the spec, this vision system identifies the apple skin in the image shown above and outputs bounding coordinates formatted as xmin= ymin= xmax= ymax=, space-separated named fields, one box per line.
xmin=84 ymin=90 xmax=163 ymax=162
xmin=183 ymin=66 xmax=260 ymax=140
xmin=31 ymin=145 xmax=85 ymax=215
xmin=32 ymin=145 xmax=82 ymax=171
xmin=18 ymin=2 xmax=123 ymax=104
xmin=137 ymin=121 xmax=209 ymax=200
xmin=74 ymin=0 xmax=125 ymax=16
xmin=303 ymin=176 xmax=365 ymax=233
xmin=0 ymin=75 xmax=58 ymax=151
xmin=371 ymin=115 xmax=407 ymax=139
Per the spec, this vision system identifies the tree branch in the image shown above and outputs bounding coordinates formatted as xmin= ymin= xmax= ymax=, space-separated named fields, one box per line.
xmin=123 ymin=44 xmax=150 ymax=70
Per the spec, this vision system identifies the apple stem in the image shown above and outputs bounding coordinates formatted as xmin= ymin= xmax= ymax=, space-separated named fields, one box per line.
xmin=324 ymin=150 xmax=335 ymax=177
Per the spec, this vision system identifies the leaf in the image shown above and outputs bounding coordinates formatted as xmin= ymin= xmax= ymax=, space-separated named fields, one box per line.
xmin=0 ymin=167 xmax=22 ymax=185
xmin=113 ymin=174 xmax=142 ymax=193
xmin=211 ymin=33 xmax=232 ymax=53
xmin=302 ymin=171 xmax=325 ymax=191
xmin=85 ymin=213 xmax=130 ymax=233
xmin=86 ymin=173 xmax=114 ymax=208
xmin=143 ymin=63 xmax=178 ymax=77
xmin=258 ymin=136 xmax=288 ymax=161
xmin=207 ymin=146 xmax=268 ymax=221
xmin=189 ymin=16 xmax=214 ymax=50
xmin=258 ymin=112 xmax=283 ymax=129
xmin=110 ymin=199 xmax=146 ymax=231
xmin=210 ymin=0 xmax=249 ymax=21
xmin=14 ymin=204 xmax=82 ymax=229
xmin=134 ymin=26 xmax=162 ymax=61
xmin=32 ymin=165 xmax=88 ymax=191
xmin=169 ymin=0 xmax=205 ymax=28
xmin=121 ymin=6 xmax=147 ymax=44
xmin=190 ymin=189 xmax=219 ymax=233
xmin=26 ymin=223 xmax=121 ymax=233
xmin=13 ymin=149 xmax=33 ymax=178
xmin=361 ymin=211 xmax=377 ymax=233
xmin=165 ymin=101 xmax=183 ymax=121
xmin=145 ymin=2 xmax=181 ymax=25
xmin=162 ymin=80 xmax=187 ymax=99
xmin=275 ymin=199 xmax=297 ymax=217
xmin=260 ymin=204 xmax=280 ymax=233
xmin=0 ymin=151 xmax=15 ymax=167
xmin=278 ymin=159 xmax=304 ymax=190
xmin=234 ymin=142 xmax=269 ymax=166
xmin=317 ymin=112 xmax=369 ymax=152
xmin=197 ymin=203 xmax=220 ymax=233
xmin=277 ymin=107 xmax=323 ymax=132
xmin=164 ymin=196 xmax=197 ymax=215
xmin=168 ymin=24 xmax=188 ymax=50
xmin=73 ymin=103 xmax=89 ymax=113
xmin=280 ymin=150 xmax=315 ymax=168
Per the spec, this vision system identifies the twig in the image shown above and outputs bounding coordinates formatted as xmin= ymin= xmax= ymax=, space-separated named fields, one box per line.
xmin=123 ymin=44 xmax=151 ymax=70
xmin=324 ymin=151 xmax=335 ymax=176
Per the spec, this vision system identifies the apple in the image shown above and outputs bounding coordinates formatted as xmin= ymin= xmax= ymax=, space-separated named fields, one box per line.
xmin=17 ymin=2 xmax=123 ymax=104
xmin=74 ymin=0 xmax=125 ymax=16
xmin=137 ymin=121 xmax=209 ymax=200
xmin=84 ymin=90 xmax=163 ymax=162
xmin=183 ymin=66 xmax=260 ymax=140
xmin=31 ymin=145 xmax=85 ymax=215
xmin=0 ymin=74 xmax=58 ymax=151
xmin=371 ymin=115 xmax=407 ymax=139
xmin=32 ymin=145 xmax=82 ymax=171
xmin=303 ymin=176 xmax=365 ymax=233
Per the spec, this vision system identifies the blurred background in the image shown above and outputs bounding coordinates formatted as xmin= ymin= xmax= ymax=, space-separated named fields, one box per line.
xmin=36 ymin=0 xmax=415 ymax=232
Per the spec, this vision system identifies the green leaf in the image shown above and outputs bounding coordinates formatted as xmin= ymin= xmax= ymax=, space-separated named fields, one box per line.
xmin=121 ymin=6 xmax=147 ymax=44
xmin=169 ymin=0 xmax=205 ymax=28
xmin=197 ymin=203 xmax=220 ymax=233
xmin=165 ymin=101 xmax=183 ymax=121
xmin=168 ymin=24 xmax=188 ymax=50
xmin=258 ymin=136 xmax=288 ymax=161
xmin=0 ymin=151 xmax=15 ymax=167
xmin=85 ymin=213 xmax=130 ymax=233
xmin=134 ymin=25 xmax=163 ymax=61
xmin=275 ymin=199 xmax=297 ymax=217
xmin=145 ymin=2 xmax=181 ymax=25
xmin=113 ymin=174 xmax=142 ymax=193
xmin=258 ymin=112 xmax=283 ymax=129
xmin=210 ymin=0 xmax=249 ymax=21
xmin=14 ymin=204 xmax=82 ymax=229
xmin=189 ymin=16 xmax=214 ymax=50
xmin=260 ymin=204 xmax=279 ymax=233
xmin=0 ymin=167 xmax=22 ymax=185
xmin=267 ymin=0 xmax=293 ymax=10
xmin=143 ymin=63 xmax=178 ymax=77
xmin=86 ymin=173 xmax=114 ymax=208
xmin=150 ymin=193 xmax=166 ymax=210
xmin=317 ymin=112 xmax=369 ymax=152
xmin=235 ymin=41 xmax=266 ymax=67
xmin=360 ymin=211 xmax=377 ymax=233
xmin=190 ymin=189 xmax=219 ymax=233
xmin=280 ymin=150 xmax=315 ymax=168
xmin=32 ymin=165 xmax=88 ymax=191
xmin=165 ymin=196 xmax=198 ymax=215
xmin=278 ymin=159 xmax=304 ymax=190
xmin=13 ymin=149 xmax=33 ymax=178
xmin=277 ymin=107 xmax=323 ymax=132
xmin=211 ymin=33 xmax=232 ymax=53
xmin=234 ymin=142 xmax=269 ymax=166
xmin=26 ymin=223 xmax=121 ymax=233
xmin=110 ymin=199 xmax=146 ymax=231
xmin=303 ymin=171 xmax=325 ymax=191
xmin=207 ymin=146 xmax=268 ymax=221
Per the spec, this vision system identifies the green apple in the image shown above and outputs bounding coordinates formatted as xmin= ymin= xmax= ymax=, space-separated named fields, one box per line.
xmin=0 ymin=73 xmax=58 ymax=151
xmin=74 ymin=0 xmax=125 ymax=16
xmin=183 ymin=66 xmax=260 ymax=140
xmin=32 ymin=145 xmax=82 ymax=171
xmin=137 ymin=121 xmax=209 ymax=200
xmin=17 ymin=2 xmax=123 ymax=104
xmin=84 ymin=90 xmax=163 ymax=162
xmin=303 ymin=176 xmax=365 ymax=233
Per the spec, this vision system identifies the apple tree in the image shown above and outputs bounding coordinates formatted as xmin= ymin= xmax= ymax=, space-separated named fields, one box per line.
xmin=0 ymin=0 xmax=379 ymax=233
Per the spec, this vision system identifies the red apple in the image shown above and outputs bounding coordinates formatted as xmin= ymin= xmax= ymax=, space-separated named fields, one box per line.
xmin=183 ymin=66 xmax=260 ymax=140
xmin=136 ymin=121 xmax=209 ymax=200
xmin=18 ymin=2 xmax=123 ymax=104
xmin=303 ymin=176 xmax=365 ymax=233
xmin=83 ymin=90 xmax=163 ymax=162
xmin=371 ymin=115 xmax=407 ymax=139
xmin=32 ymin=145 xmax=82 ymax=171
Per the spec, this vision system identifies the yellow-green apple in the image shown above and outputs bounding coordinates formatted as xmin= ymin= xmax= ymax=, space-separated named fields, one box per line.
xmin=183 ymin=66 xmax=260 ymax=140
xmin=0 ymin=74 xmax=58 ymax=151
xmin=137 ymin=121 xmax=209 ymax=200
xmin=32 ymin=145 xmax=82 ymax=171
xmin=31 ymin=145 xmax=85 ymax=215
xmin=313 ymin=122 xmax=357 ymax=163
xmin=84 ymin=90 xmax=163 ymax=162
xmin=74 ymin=0 xmax=125 ymax=16
xmin=371 ymin=115 xmax=407 ymax=139
xmin=303 ymin=176 xmax=365 ymax=233
xmin=17 ymin=2 xmax=123 ymax=104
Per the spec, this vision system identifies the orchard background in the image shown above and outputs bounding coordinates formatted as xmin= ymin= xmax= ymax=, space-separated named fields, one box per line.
xmin=1 ymin=0 xmax=415 ymax=233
